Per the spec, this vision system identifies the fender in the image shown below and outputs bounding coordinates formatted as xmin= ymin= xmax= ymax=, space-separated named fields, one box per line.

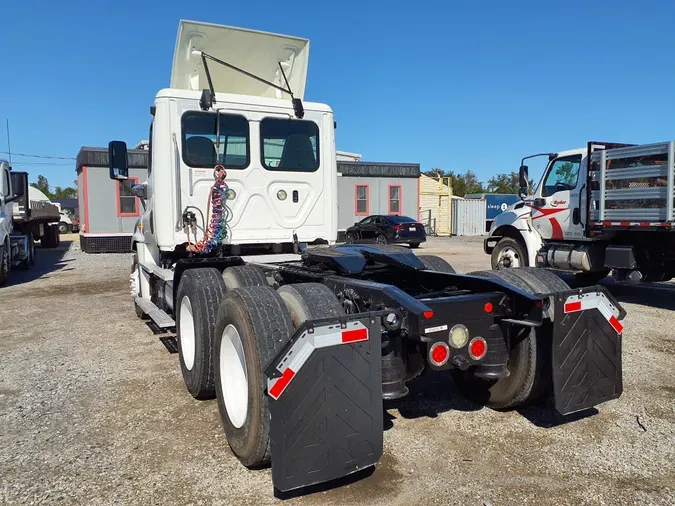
xmin=485 ymin=202 xmax=542 ymax=266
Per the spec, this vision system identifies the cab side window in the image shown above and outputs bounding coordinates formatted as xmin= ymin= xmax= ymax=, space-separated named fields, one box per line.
xmin=261 ymin=118 xmax=319 ymax=172
xmin=542 ymin=155 xmax=582 ymax=197
xmin=3 ymin=168 xmax=10 ymax=196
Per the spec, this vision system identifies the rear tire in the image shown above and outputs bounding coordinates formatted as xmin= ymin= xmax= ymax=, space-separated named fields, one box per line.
xmin=0 ymin=244 xmax=9 ymax=286
xmin=376 ymin=234 xmax=388 ymax=245
xmin=278 ymin=283 xmax=345 ymax=327
xmin=176 ymin=268 xmax=227 ymax=399
xmin=18 ymin=234 xmax=35 ymax=270
xmin=214 ymin=286 xmax=293 ymax=467
xmin=409 ymin=242 xmax=421 ymax=249
xmin=491 ymin=237 xmax=527 ymax=270
xmin=417 ymin=254 xmax=456 ymax=273
xmin=222 ymin=265 xmax=269 ymax=291
xmin=453 ymin=268 xmax=570 ymax=410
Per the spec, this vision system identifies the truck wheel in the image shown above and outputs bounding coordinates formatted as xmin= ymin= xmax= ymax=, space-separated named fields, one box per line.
xmin=0 ymin=243 xmax=9 ymax=286
xmin=214 ymin=286 xmax=293 ymax=467
xmin=58 ymin=222 xmax=69 ymax=234
xmin=417 ymin=254 xmax=456 ymax=273
xmin=19 ymin=235 xmax=35 ymax=270
xmin=453 ymin=268 xmax=570 ymax=410
xmin=176 ymin=268 xmax=227 ymax=399
xmin=222 ymin=265 xmax=269 ymax=291
xmin=491 ymin=237 xmax=527 ymax=270
xmin=42 ymin=225 xmax=59 ymax=249
xmin=278 ymin=283 xmax=345 ymax=327
xmin=130 ymin=253 xmax=148 ymax=319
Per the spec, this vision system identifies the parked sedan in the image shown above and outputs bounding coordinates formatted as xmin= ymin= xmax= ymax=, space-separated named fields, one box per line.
xmin=345 ymin=215 xmax=426 ymax=248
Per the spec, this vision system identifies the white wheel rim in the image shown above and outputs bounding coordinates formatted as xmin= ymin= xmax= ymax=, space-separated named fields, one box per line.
xmin=179 ymin=296 xmax=196 ymax=371
xmin=220 ymin=324 xmax=249 ymax=429
xmin=498 ymin=247 xmax=521 ymax=268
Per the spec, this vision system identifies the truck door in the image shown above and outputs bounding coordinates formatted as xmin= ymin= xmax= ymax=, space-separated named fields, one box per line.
xmin=532 ymin=154 xmax=583 ymax=240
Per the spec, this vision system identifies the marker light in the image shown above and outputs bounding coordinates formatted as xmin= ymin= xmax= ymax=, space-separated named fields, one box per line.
xmin=277 ymin=190 xmax=287 ymax=201
xmin=484 ymin=302 xmax=493 ymax=313
xmin=423 ymin=310 xmax=434 ymax=320
xmin=468 ymin=337 xmax=487 ymax=360
xmin=226 ymin=188 xmax=236 ymax=200
xmin=429 ymin=342 xmax=450 ymax=366
xmin=449 ymin=324 xmax=469 ymax=349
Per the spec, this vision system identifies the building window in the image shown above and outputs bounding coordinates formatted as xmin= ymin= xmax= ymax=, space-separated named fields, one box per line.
xmin=117 ymin=177 xmax=140 ymax=217
xmin=355 ymin=184 xmax=369 ymax=216
xmin=388 ymin=185 xmax=402 ymax=214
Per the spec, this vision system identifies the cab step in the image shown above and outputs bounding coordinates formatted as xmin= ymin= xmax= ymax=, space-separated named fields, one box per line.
xmin=134 ymin=296 xmax=175 ymax=328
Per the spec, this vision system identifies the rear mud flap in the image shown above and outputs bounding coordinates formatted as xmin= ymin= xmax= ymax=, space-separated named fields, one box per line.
xmin=552 ymin=288 xmax=626 ymax=415
xmin=264 ymin=314 xmax=383 ymax=492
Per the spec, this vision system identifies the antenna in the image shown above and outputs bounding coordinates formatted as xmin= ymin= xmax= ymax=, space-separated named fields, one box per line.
xmin=6 ymin=119 xmax=11 ymax=166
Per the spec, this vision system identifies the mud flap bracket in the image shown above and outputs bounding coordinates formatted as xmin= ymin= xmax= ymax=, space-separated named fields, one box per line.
xmin=264 ymin=313 xmax=384 ymax=492
xmin=552 ymin=288 xmax=625 ymax=415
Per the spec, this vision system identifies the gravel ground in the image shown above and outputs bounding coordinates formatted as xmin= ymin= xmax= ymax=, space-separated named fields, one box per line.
xmin=1 ymin=236 xmax=674 ymax=505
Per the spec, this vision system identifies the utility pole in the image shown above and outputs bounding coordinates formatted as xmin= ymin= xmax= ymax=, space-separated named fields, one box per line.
xmin=5 ymin=119 xmax=11 ymax=165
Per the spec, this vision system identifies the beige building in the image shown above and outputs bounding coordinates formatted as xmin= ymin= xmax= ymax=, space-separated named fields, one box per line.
xmin=419 ymin=174 xmax=454 ymax=236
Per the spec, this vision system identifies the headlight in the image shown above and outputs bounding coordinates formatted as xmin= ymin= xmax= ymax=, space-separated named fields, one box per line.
xmin=277 ymin=190 xmax=287 ymax=201
xmin=449 ymin=324 xmax=469 ymax=349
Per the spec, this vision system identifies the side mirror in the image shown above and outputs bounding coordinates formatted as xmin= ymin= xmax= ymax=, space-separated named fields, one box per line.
xmin=519 ymin=165 xmax=529 ymax=189
xmin=108 ymin=141 xmax=129 ymax=180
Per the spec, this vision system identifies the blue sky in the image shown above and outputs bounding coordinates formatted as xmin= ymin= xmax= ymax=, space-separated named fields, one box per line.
xmin=1 ymin=0 xmax=674 ymax=188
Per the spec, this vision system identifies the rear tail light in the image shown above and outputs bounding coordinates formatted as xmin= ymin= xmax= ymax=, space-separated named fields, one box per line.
xmin=392 ymin=225 xmax=401 ymax=231
xmin=429 ymin=342 xmax=450 ymax=366
xmin=468 ymin=337 xmax=487 ymax=360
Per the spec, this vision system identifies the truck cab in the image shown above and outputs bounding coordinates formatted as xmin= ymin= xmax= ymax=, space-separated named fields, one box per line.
xmin=110 ymin=21 xmax=337 ymax=275
xmin=486 ymin=141 xmax=675 ymax=282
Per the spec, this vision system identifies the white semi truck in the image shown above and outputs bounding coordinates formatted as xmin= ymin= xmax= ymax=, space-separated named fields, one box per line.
xmin=108 ymin=21 xmax=626 ymax=494
xmin=0 ymin=160 xmax=61 ymax=285
xmin=485 ymin=141 xmax=675 ymax=283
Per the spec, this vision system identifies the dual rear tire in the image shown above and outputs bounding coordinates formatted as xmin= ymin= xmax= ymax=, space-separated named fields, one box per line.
xmin=175 ymin=264 xmax=343 ymax=467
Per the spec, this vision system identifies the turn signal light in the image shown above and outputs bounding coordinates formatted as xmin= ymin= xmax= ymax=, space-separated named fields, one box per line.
xmin=468 ymin=337 xmax=487 ymax=360
xmin=429 ymin=342 xmax=450 ymax=366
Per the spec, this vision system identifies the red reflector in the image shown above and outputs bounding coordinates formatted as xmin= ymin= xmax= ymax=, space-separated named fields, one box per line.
xmin=423 ymin=310 xmax=434 ymax=319
xmin=429 ymin=342 xmax=449 ymax=366
xmin=484 ymin=302 xmax=493 ymax=313
xmin=469 ymin=338 xmax=487 ymax=360
xmin=564 ymin=301 xmax=582 ymax=313
xmin=268 ymin=368 xmax=296 ymax=400
xmin=342 ymin=328 xmax=368 ymax=343
xmin=609 ymin=315 xmax=623 ymax=335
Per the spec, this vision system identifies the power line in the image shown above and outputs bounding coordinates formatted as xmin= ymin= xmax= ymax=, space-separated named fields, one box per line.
xmin=0 ymin=151 xmax=76 ymax=160
xmin=9 ymin=161 xmax=73 ymax=166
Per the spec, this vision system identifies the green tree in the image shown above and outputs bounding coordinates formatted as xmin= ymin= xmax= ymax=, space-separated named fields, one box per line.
xmin=31 ymin=175 xmax=52 ymax=198
xmin=52 ymin=186 xmax=77 ymax=199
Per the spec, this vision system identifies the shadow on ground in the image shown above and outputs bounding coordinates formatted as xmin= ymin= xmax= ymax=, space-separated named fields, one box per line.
xmin=7 ymin=237 xmax=74 ymax=286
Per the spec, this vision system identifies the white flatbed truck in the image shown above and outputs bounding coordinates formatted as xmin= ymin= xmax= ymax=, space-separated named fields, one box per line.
xmin=485 ymin=141 xmax=675 ymax=283
xmin=0 ymin=160 xmax=61 ymax=285
xmin=108 ymin=21 xmax=627 ymax=494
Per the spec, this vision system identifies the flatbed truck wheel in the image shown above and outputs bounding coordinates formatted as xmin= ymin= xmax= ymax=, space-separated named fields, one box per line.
xmin=491 ymin=237 xmax=527 ymax=270
xmin=453 ymin=268 xmax=570 ymax=410
xmin=214 ymin=286 xmax=293 ymax=467
xmin=416 ymin=254 xmax=456 ymax=273
xmin=176 ymin=268 xmax=227 ymax=400
xmin=222 ymin=265 xmax=269 ymax=291
xmin=278 ymin=283 xmax=345 ymax=327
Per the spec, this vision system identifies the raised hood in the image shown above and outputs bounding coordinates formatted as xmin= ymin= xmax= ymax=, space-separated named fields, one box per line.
xmin=171 ymin=20 xmax=310 ymax=100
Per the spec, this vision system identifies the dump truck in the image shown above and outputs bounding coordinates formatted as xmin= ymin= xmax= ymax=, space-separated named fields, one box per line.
xmin=107 ymin=21 xmax=626 ymax=494
xmin=0 ymin=160 xmax=61 ymax=285
xmin=485 ymin=141 xmax=675 ymax=283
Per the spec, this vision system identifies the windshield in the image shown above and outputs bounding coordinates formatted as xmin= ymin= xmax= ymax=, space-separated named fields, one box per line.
xmin=386 ymin=215 xmax=417 ymax=224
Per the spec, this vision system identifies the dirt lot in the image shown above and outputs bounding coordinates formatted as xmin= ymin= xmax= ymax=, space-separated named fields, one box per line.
xmin=1 ymin=236 xmax=674 ymax=505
